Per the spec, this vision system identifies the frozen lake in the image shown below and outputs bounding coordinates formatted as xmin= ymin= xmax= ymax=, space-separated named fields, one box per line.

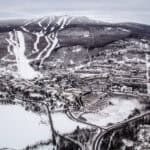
xmin=0 ymin=104 xmax=90 ymax=149
xmin=0 ymin=104 xmax=51 ymax=149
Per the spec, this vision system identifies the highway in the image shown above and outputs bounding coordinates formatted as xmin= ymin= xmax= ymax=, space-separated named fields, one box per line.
xmin=66 ymin=109 xmax=107 ymax=150
xmin=93 ymin=111 xmax=150 ymax=150
xmin=66 ymin=109 xmax=106 ymax=131
xmin=15 ymin=96 xmax=150 ymax=150
xmin=65 ymin=107 xmax=150 ymax=150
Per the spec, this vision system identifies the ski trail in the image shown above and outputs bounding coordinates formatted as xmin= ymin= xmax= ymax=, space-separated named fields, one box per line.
xmin=58 ymin=17 xmax=67 ymax=29
xmin=39 ymin=36 xmax=58 ymax=67
xmin=21 ymin=26 xmax=30 ymax=33
xmin=33 ymin=31 xmax=44 ymax=53
xmin=37 ymin=16 xmax=70 ymax=67
xmin=34 ymin=19 xmax=59 ymax=66
xmin=36 ymin=35 xmax=52 ymax=60
xmin=7 ymin=31 xmax=41 ymax=80
xmin=33 ymin=17 xmax=55 ymax=54
xmin=6 ymin=32 xmax=14 ymax=55
xmin=38 ymin=17 xmax=47 ymax=28
xmin=66 ymin=16 xmax=73 ymax=26
xmin=23 ymin=16 xmax=72 ymax=68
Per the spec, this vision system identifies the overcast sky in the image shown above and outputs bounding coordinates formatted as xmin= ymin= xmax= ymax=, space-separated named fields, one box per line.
xmin=0 ymin=0 xmax=150 ymax=24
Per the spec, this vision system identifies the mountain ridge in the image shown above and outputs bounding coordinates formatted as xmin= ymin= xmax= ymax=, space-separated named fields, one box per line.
xmin=0 ymin=16 xmax=150 ymax=72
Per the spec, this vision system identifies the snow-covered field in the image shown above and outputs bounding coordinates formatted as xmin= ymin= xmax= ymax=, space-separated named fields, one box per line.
xmin=52 ymin=112 xmax=90 ymax=134
xmin=0 ymin=103 xmax=90 ymax=149
xmin=32 ymin=144 xmax=54 ymax=150
xmin=0 ymin=105 xmax=50 ymax=149
xmin=82 ymin=96 xmax=142 ymax=127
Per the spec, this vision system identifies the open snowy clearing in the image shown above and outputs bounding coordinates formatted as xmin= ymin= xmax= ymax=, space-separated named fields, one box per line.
xmin=52 ymin=112 xmax=90 ymax=134
xmin=0 ymin=105 xmax=50 ymax=149
xmin=82 ymin=96 xmax=142 ymax=127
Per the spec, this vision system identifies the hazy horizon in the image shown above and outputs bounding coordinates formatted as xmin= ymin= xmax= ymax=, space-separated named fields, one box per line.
xmin=0 ymin=0 xmax=150 ymax=24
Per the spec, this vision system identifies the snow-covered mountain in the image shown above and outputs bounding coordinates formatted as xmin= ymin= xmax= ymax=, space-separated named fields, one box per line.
xmin=0 ymin=16 xmax=150 ymax=79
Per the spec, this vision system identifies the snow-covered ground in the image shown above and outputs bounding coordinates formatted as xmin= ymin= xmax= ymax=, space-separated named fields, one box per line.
xmin=7 ymin=31 xmax=41 ymax=80
xmin=0 ymin=104 xmax=89 ymax=149
xmin=79 ymin=73 xmax=98 ymax=78
xmin=0 ymin=105 xmax=50 ymax=149
xmin=52 ymin=112 xmax=90 ymax=134
xmin=31 ymin=144 xmax=54 ymax=150
xmin=82 ymin=96 xmax=142 ymax=127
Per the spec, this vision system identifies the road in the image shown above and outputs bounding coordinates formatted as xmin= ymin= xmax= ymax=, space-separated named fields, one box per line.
xmin=66 ymin=109 xmax=106 ymax=131
xmin=14 ymin=97 xmax=84 ymax=149
xmin=66 ymin=109 xmax=107 ymax=150
xmin=93 ymin=111 xmax=150 ymax=150
xmin=15 ymin=96 xmax=150 ymax=150
xmin=66 ymin=107 xmax=150 ymax=150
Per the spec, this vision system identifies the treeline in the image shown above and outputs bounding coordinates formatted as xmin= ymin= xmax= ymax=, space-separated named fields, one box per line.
xmin=100 ymin=114 xmax=150 ymax=150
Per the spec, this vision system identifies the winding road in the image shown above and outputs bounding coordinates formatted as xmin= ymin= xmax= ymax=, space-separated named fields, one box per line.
xmin=93 ymin=111 xmax=150 ymax=150
xmin=14 ymin=96 xmax=150 ymax=150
